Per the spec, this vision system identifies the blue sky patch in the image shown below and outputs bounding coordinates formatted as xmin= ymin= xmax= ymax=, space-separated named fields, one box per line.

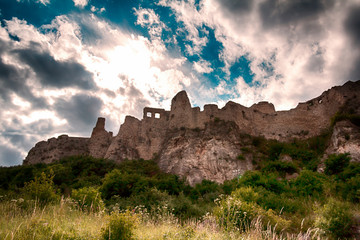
xmin=230 ymin=56 xmax=255 ymax=85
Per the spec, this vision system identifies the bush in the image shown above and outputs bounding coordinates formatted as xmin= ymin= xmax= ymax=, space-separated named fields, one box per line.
xmin=238 ymin=171 xmax=287 ymax=194
xmin=325 ymin=153 xmax=351 ymax=175
xmin=170 ymin=192 xmax=205 ymax=220
xmin=292 ymin=170 xmax=325 ymax=197
xmin=340 ymin=175 xmax=360 ymax=202
xmin=23 ymin=171 xmax=59 ymax=205
xmin=101 ymin=211 xmax=138 ymax=240
xmin=261 ymin=161 xmax=297 ymax=177
xmin=315 ymin=198 xmax=353 ymax=239
xmin=71 ymin=186 xmax=104 ymax=212
xmin=100 ymin=170 xmax=147 ymax=200
xmin=214 ymin=189 xmax=290 ymax=232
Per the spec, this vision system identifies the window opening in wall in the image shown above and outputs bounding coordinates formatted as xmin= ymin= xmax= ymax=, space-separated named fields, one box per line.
xmin=147 ymin=112 xmax=152 ymax=118
xmin=155 ymin=113 xmax=160 ymax=119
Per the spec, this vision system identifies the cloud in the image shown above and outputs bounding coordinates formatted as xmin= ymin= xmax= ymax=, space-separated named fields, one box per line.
xmin=54 ymin=94 xmax=103 ymax=132
xmin=16 ymin=0 xmax=50 ymax=5
xmin=159 ymin=0 xmax=359 ymax=109
xmin=344 ymin=4 xmax=360 ymax=81
xmin=73 ymin=0 xmax=88 ymax=8
xmin=0 ymin=146 xmax=23 ymax=166
xmin=216 ymin=0 xmax=253 ymax=14
xmin=344 ymin=5 xmax=360 ymax=45
xmin=259 ymin=0 xmax=334 ymax=29
xmin=193 ymin=59 xmax=213 ymax=73
xmin=13 ymin=45 xmax=95 ymax=90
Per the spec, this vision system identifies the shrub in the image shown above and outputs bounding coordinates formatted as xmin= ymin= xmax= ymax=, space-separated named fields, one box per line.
xmin=261 ymin=161 xmax=297 ymax=177
xmin=341 ymin=175 xmax=360 ymax=202
xmin=71 ymin=186 xmax=104 ymax=212
xmin=238 ymin=171 xmax=287 ymax=194
xmin=325 ymin=153 xmax=351 ymax=175
xmin=214 ymin=190 xmax=290 ymax=232
xmin=268 ymin=142 xmax=285 ymax=161
xmin=292 ymin=170 xmax=324 ymax=197
xmin=23 ymin=171 xmax=59 ymax=205
xmin=315 ymin=198 xmax=353 ymax=239
xmin=101 ymin=211 xmax=138 ymax=240
xmin=170 ymin=192 xmax=205 ymax=220
xmin=232 ymin=186 xmax=260 ymax=203
xmin=100 ymin=170 xmax=147 ymax=200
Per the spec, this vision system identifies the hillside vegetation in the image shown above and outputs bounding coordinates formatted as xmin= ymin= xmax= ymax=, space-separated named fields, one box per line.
xmin=1 ymin=132 xmax=360 ymax=239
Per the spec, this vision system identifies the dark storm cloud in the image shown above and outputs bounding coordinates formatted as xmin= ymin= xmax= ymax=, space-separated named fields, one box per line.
xmin=13 ymin=45 xmax=95 ymax=90
xmin=344 ymin=6 xmax=360 ymax=81
xmin=0 ymin=40 xmax=46 ymax=108
xmin=217 ymin=0 xmax=253 ymax=14
xmin=54 ymin=94 xmax=103 ymax=131
xmin=0 ymin=146 xmax=22 ymax=166
xmin=306 ymin=54 xmax=325 ymax=73
xmin=2 ymin=132 xmax=33 ymax=151
xmin=259 ymin=0 xmax=334 ymax=29
xmin=347 ymin=55 xmax=360 ymax=81
xmin=344 ymin=6 xmax=360 ymax=45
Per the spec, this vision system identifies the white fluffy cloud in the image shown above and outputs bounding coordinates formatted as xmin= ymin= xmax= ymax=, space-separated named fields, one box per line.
xmin=73 ymin=0 xmax=88 ymax=8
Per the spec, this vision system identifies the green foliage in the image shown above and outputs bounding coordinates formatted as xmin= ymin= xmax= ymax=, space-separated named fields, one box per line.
xmin=315 ymin=198 xmax=353 ymax=239
xmin=238 ymin=171 xmax=287 ymax=194
xmin=170 ymin=192 xmax=205 ymax=220
xmin=237 ymin=154 xmax=245 ymax=160
xmin=261 ymin=160 xmax=297 ymax=177
xmin=331 ymin=112 xmax=360 ymax=127
xmin=325 ymin=153 xmax=351 ymax=175
xmin=101 ymin=211 xmax=138 ymax=240
xmin=71 ymin=186 xmax=104 ymax=212
xmin=341 ymin=176 xmax=360 ymax=202
xmin=214 ymin=188 xmax=290 ymax=232
xmin=192 ymin=180 xmax=222 ymax=202
xmin=268 ymin=142 xmax=285 ymax=161
xmin=23 ymin=171 xmax=59 ymax=205
xmin=100 ymin=170 xmax=146 ymax=199
xmin=292 ymin=170 xmax=325 ymax=197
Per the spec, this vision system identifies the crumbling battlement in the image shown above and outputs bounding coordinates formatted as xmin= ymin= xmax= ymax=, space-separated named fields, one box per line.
xmin=24 ymin=80 xmax=360 ymax=165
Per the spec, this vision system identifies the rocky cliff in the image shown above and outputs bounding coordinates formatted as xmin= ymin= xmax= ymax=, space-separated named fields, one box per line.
xmin=23 ymin=80 xmax=360 ymax=185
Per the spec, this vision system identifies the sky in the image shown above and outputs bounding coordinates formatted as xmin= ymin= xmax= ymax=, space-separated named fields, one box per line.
xmin=0 ymin=0 xmax=360 ymax=166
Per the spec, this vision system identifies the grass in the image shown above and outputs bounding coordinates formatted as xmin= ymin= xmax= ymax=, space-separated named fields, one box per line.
xmin=0 ymin=198 xmax=327 ymax=240
xmin=0 ymin=198 xmax=104 ymax=239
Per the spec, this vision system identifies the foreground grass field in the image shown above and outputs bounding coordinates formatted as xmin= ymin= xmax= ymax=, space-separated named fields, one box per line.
xmin=0 ymin=198 xmax=323 ymax=240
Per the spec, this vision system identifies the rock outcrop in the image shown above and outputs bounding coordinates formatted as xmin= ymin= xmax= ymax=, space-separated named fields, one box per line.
xmin=325 ymin=120 xmax=360 ymax=162
xmin=24 ymin=80 xmax=360 ymax=185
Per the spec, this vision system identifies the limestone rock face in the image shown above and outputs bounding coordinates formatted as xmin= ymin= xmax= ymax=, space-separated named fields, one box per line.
xmin=89 ymin=117 xmax=113 ymax=158
xmin=158 ymin=121 xmax=253 ymax=185
xmin=23 ymin=135 xmax=89 ymax=165
xmin=326 ymin=120 xmax=360 ymax=162
xmin=105 ymin=116 xmax=142 ymax=162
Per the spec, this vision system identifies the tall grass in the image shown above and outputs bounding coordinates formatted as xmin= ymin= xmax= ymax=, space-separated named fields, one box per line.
xmin=0 ymin=198 xmax=324 ymax=240
xmin=0 ymin=197 xmax=105 ymax=239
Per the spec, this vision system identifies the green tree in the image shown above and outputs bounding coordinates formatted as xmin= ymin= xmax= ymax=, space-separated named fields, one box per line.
xmin=23 ymin=170 xmax=59 ymax=205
